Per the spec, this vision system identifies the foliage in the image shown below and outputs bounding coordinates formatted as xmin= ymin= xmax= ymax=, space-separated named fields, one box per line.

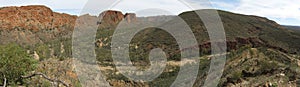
xmin=0 ymin=44 xmax=37 ymax=85
xmin=230 ymin=70 xmax=243 ymax=83
xmin=35 ymin=44 xmax=50 ymax=61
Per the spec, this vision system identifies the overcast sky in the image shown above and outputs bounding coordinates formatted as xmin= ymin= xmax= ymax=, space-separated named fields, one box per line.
xmin=0 ymin=0 xmax=299 ymax=26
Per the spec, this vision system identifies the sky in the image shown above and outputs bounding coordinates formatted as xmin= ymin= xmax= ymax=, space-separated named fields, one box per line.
xmin=0 ymin=0 xmax=299 ymax=26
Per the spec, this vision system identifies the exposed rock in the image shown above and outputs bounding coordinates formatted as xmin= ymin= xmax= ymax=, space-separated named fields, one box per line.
xmin=60 ymin=42 xmax=65 ymax=54
xmin=0 ymin=5 xmax=77 ymax=45
xmin=124 ymin=13 xmax=137 ymax=23
xmin=95 ymin=39 xmax=104 ymax=48
xmin=0 ymin=5 xmax=167 ymax=45
xmin=0 ymin=5 xmax=76 ymax=31
xmin=99 ymin=10 xmax=124 ymax=26
xmin=97 ymin=10 xmax=139 ymax=29
xmin=33 ymin=51 xmax=40 ymax=60
xmin=77 ymin=14 xmax=99 ymax=27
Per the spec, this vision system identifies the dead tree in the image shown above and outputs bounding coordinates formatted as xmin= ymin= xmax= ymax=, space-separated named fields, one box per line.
xmin=22 ymin=72 xmax=69 ymax=87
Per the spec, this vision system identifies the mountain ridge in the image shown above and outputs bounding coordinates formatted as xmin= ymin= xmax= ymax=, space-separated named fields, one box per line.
xmin=1 ymin=5 xmax=299 ymax=53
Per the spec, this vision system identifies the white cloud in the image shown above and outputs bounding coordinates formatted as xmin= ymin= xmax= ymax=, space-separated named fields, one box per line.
xmin=232 ymin=0 xmax=300 ymax=25
xmin=235 ymin=0 xmax=300 ymax=18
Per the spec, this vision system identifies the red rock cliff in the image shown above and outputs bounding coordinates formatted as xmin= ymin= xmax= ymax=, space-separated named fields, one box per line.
xmin=0 ymin=5 xmax=138 ymax=45
xmin=124 ymin=13 xmax=137 ymax=23
xmin=99 ymin=10 xmax=124 ymax=25
xmin=0 ymin=5 xmax=77 ymax=32
xmin=97 ymin=10 xmax=137 ymax=29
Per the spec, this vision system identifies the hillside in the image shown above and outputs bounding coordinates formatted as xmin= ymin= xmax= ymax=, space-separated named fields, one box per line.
xmin=284 ymin=25 xmax=300 ymax=30
xmin=0 ymin=5 xmax=299 ymax=87
xmin=180 ymin=10 xmax=300 ymax=54
xmin=0 ymin=5 xmax=138 ymax=46
xmin=284 ymin=25 xmax=300 ymax=33
xmin=102 ymin=9 xmax=300 ymax=63
xmin=94 ymin=9 xmax=300 ymax=87
xmin=0 ymin=5 xmax=76 ymax=45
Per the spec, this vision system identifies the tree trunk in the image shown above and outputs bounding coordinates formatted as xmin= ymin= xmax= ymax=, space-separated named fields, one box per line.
xmin=3 ymin=75 xmax=7 ymax=87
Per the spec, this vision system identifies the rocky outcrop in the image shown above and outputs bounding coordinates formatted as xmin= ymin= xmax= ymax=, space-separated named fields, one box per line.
xmin=0 ymin=5 xmax=141 ymax=46
xmin=99 ymin=10 xmax=124 ymax=26
xmin=33 ymin=51 xmax=40 ymax=60
xmin=0 ymin=5 xmax=76 ymax=31
xmin=0 ymin=5 xmax=77 ymax=45
xmin=98 ymin=10 xmax=138 ymax=24
xmin=97 ymin=10 xmax=138 ymax=29
xmin=124 ymin=13 xmax=137 ymax=23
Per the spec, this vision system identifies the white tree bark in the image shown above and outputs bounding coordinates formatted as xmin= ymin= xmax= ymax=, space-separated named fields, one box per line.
xmin=3 ymin=75 xmax=7 ymax=87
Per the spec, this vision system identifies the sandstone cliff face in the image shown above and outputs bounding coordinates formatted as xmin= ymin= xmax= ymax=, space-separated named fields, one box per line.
xmin=99 ymin=10 xmax=124 ymax=25
xmin=0 ymin=5 xmax=167 ymax=45
xmin=97 ymin=10 xmax=137 ymax=29
xmin=98 ymin=10 xmax=137 ymax=24
xmin=0 ymin=5 xmax=77 ymax=45
xmin=124 ymin=13 xmax=137 ymax=23
xmin=0 ymin=5 xmax=77 ymax=31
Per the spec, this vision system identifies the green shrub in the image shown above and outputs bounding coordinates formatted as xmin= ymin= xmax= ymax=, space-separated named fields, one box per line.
xmin=0 ymin=44 xmax=37 ymax=85
xmin=231 ymin=70 xmax=243 ymax=83
xmin=35 ymin=44 xmax=50 ymax=61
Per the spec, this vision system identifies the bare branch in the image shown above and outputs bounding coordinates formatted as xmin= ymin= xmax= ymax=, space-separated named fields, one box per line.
xmin=22 ymin=72 xmax=69 ymax=87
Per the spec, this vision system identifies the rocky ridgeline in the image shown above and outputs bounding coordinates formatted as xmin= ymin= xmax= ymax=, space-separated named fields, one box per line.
xmin=0 ymin=5 xmax=77 ymax=45
xmin=0 ymin=5 xmax=77 ymax=31
xmin=0 ymin=5 xmax=138 ymax=45
xmin=99 ymin=10 xmax=137 ymax=25
xmin=96 ymin=10 xmax=137 ymax=29
xmin=0 ymin=5 xmax=138 ymax=31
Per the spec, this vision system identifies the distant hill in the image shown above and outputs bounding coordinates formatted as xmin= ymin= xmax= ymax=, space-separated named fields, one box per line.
xmin=284 ymin=25 xmax=300 ymax=30
xmin=284 ymin=25 xmax=300 ymax=32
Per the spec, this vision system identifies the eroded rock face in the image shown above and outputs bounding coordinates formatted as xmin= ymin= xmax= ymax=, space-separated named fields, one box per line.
xmin=99 ymin=10 xmax=124 ymax=26
xmin=124 ymin=13 xmax=137 ymax=23
xmin=0 ymin=5 xmax=77 ymax=45
xmin=0 ymin=5 xmax=165 ymax=46
xmin=0 ymin=5 xmax=77 ymax=31
xmin=97 ymin=10 xmax=138 ymax=29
